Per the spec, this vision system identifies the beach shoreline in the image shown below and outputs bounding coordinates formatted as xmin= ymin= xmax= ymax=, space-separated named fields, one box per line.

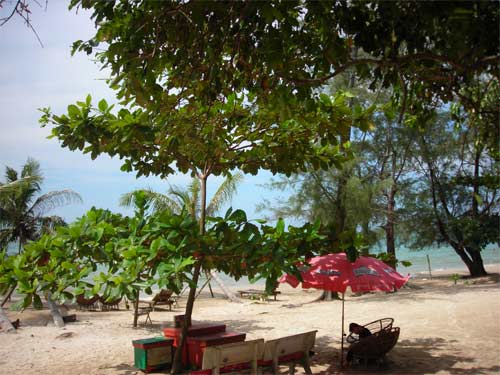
xmin=1 ymin=264 xmax=499 ymax=375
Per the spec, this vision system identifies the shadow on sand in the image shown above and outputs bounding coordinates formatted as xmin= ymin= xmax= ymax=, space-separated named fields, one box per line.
xmin=314 ymin=337 xmax=500 ymax=374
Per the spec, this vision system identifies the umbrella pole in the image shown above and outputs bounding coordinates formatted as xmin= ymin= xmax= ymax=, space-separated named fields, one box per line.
xmin=340 ymin=292 xmax=345 ymax=368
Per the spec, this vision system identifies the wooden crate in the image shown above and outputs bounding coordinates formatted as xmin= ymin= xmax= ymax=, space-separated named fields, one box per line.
xmin=132 ymin=337 xmax=174 ymax=373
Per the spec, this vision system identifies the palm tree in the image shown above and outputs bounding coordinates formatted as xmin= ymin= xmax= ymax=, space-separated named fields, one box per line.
xmin=0 ymin=158 xmax=82 ymax=253
xmin=120 ymin=172 xmax=244 ymax=301
xmin=120 ymin=172 xmax=244 ymax=218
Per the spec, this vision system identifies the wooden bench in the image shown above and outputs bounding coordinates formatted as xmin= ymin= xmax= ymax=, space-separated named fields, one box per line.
xmin=190 ymin=331 xmax=317 ymax=375
xmin=192 ymin=339 xmax=265 ymax=375
xmin=261 ymin=330 xmax=317 ymax=374
xmin=237 ymin=289 xmax=281 ymax=301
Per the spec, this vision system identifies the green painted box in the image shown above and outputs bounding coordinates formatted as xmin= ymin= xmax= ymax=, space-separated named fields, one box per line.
xmin=132 ymin=336 xmax=174 ymax=373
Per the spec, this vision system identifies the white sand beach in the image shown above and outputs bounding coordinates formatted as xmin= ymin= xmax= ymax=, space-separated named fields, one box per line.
xmin=1 ymin=265 xmax=499 ymax=375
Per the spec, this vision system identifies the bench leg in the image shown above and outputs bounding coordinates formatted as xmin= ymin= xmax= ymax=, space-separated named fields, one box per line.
xmin=272 ymin=359 xmax=279 ymax=374
xmin=145 ymin=312 xmax=152 ymax=325
xmin=288 ymin=363 xmax=296 ymax=374
xmin=302 ymin=359 xmax=312 ymax=374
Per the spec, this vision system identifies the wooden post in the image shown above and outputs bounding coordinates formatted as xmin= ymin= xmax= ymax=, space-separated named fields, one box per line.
xmin=426 ymin=254 xmax=433 ymax=279
xmin=133 ymin=289 xmax=140 ymax=327
xmin=340 ymin=293 xmax=345 ymax=368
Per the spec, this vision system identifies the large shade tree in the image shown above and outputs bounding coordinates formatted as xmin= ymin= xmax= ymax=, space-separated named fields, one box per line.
xmin=39 ymin=1 xmax=497 ymax=370
xmin=69 ymin=1 xmax=498 ymax=142
xmin=402 ymin=108 xmax=499 ymax=277
xmin=40 ymin=8 xmax=373 ymax=374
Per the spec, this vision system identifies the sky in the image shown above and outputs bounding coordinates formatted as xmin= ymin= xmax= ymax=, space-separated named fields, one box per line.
xmin=0 ymin=1 xmax=288 ymax=224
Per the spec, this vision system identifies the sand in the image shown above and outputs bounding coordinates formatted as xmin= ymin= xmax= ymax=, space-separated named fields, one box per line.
xmin=1 ymin=265 xmax=499 ymax=375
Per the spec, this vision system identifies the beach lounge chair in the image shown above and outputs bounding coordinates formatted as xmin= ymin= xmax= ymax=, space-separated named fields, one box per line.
xmin=76 ymin=294 xmax=100 ymax=311
xmin=139 ymin=289 xmax=176 ymax=311
xmin=99 ymin=295 xmax=122 ymax=311
xmin=261 ymin=330 xmax=317 ymax=374
xmin=237 ymin=289 xmax=281 ymax=301
xmin=347 ymin=326 xmax=400 ymax=368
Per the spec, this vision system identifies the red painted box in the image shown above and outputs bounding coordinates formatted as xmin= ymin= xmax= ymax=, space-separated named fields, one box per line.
xmin=163 ymin=324 xmax=227 ymax=366
xmin=186 ymin=332 xmax=247 ymax=368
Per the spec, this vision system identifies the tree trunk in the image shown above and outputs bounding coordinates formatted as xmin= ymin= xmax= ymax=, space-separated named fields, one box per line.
xmin=1 ymin=284 xmax=16 ymax=307
xmin=385 ymin=184 xmax=397 ymax=269
xmin=133 ymin=289 xmax=140 ymax=328
xmin=451 ymin=244 xmax=487 ymax=278
xmin=171 ymin=174 xmax=208 ymax=374
xmin=465 ymin=247 xmax=488 ymax=277
xmin=171 ymin=260 xmax=202 ymax=374
xmin=46 ymin=293 xmax=65 ymax=328
xmin=0 ymin=305 xmax=16 ymax=333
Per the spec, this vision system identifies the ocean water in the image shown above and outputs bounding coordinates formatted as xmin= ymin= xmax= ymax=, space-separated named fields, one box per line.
xmin=374 ymin=244 xmax=500 ymax=276
xmin=216 ymin=244 xmax=500 ymax=287
xmin=6 ymin=242 xmax=500 ymax=288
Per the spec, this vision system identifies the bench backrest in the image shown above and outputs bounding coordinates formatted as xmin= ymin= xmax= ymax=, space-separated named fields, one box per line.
xmin=201 ymin=339 xmax=264 ymax=375
xmin=263 ymin=330 xmax=317 ymax=362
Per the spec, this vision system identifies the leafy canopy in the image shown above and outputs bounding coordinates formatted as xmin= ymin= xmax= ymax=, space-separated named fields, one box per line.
xmin=0 ymin=197 xmax=331 ymax=310
xmin=70 ymin=1 xmax=498 ymax=111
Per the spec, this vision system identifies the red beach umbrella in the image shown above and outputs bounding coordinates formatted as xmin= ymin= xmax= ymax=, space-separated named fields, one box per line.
xmin=279 ymin=252 xmax=410 ymax=367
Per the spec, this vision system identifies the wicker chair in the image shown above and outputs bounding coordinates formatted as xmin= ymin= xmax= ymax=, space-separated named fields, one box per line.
xmin=346 ymin=317 xmax=394 ymax=344
xmin=347 ymin=326 xmax=400 ymax=368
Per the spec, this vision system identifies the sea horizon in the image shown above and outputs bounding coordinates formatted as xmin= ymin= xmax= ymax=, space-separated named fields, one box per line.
xmin=6 ymin=242 xmax=500 ymax=290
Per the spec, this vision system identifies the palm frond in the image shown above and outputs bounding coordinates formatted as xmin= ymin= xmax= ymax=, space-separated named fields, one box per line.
xmin=207 ymin=172 xmax=244 ymax=216
xmin=169 ymin=185 xmax=195 ymax=215
xmin=119 ymin=191 xmax=143 ymax=208
xmin=21 ymin=158 xmax=42 ymax=180
xmin=4 ymin=167 xmax=18 ymax=184
xmin=39 ymin=215 xmax=67 ymax=235
xmin=0 ymin=176 xmax=42 ymax=195
xmin=120 ymin=188 xmax=181 ymax=214
xmin=29 ymin=190 xmax=82 ymax=217
xmin=149 ymin=193 xmax=182 ymax=214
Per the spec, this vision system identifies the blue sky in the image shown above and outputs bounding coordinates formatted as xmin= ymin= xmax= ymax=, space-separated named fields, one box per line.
xmin=0 ymin=2 xmax=288 ymax=224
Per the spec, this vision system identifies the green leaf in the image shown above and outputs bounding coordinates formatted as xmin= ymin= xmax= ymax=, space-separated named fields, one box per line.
xmin=61 ymin=261 xmax=74 ymax=271
xmin=228 ymin=209 xmax=247 ymax=223
xmin=275 ymin=218 xmax=285 ymax=236
xmin=33 ymin=294 xmax=43 ymax=310
xmin=98 ymin=99 xmax=108 ymax=112
xmin=67 ymin=104 xmax=80 ymax=119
